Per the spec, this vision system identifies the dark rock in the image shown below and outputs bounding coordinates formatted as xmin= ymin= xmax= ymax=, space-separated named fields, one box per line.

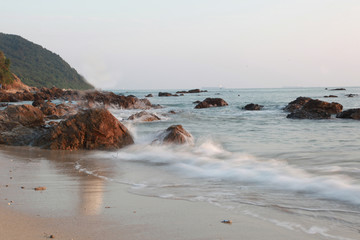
xmin=345 ymin=94 xmax=359 ymax=98
xmin=329 ymin=88 xmax=346 ymax=91
xmin=302 ymin=99 xmax=342 ymax=114
xmin=158 ymin=92 xmax=173 ymax=97
xmin=284 ymin=97 xmax=312 ymax=112
xmin=193 ymin=100 xmax=201 ymax=104
xmin=32 ymin=98 xmax=45 ymax=107
xmin=243 ymin=103 xmax=263 ymax=110
xmin=336 ymin=109 xmax=360 ymax=120
xmin=145 ymin=94 xmax=153 ymax=97
xmin=195 ymin=98 xmax=228 ymax=109
xmin=324 ymin=95 xmax=338 ymax=98
xmin=128 ymin=111 xmax=161 ymax=122
xmin=36 ymin=108 xmax=134 ymax=150
xmin=287 ymin=109 xmax=331 ymax=119
xmin=188 ymin=89 xmax=201 ymax=93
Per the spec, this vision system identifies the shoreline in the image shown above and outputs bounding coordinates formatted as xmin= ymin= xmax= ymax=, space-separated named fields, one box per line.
xmin=0 ymin=145 xmax=324 ymax=240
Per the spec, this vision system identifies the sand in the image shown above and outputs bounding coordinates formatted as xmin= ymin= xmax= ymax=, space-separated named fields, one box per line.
xmin=0 ymin=145 xmax=328 ymax=240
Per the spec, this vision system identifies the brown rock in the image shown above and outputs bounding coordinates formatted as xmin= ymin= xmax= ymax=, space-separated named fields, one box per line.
xmin=0 ymin=104 xmax=44 ymax=127
xmin=34 ymin=186 xmax=46 ymax=191
xmin=284 ymin=97 xmax=312 ymax=112
xmin=243 ymin=103 xmax=263 ymax=110
xmin=302 ymin=99 xmax=342 ymax=114
xmin=128 ymin=111 xmax=161 ymax=122
xmin=195 ymin=98 xmax=228 ymax=109
xmin=159 ymin=125 xmax=193 ymax=144
xmin=37 ymin=108 xmax=134 ymax=150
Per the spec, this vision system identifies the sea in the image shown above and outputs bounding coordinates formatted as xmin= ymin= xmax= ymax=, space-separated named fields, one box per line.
xmin=5 ymin=87 xmax=360 ymax=239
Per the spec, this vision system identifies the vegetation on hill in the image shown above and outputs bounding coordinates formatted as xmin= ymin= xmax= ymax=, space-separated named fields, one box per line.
xmin=0 ymin=50 xmax=14 ymax=85
xmin=0 ymin=33 xmax=94 ymax=90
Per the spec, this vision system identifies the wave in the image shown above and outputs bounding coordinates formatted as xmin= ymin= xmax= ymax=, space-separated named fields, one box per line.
xmin=95 ymin=139 xmax=360 ymax=206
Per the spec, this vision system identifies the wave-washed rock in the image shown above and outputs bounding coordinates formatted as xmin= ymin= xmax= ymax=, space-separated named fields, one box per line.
xmin=128 ymin=111 xmax=161 ymax=122
xmin=336 ymin=108 xmax=360 ymax=120
xmin=285 ymin=97 xmax=343 ymax=119
xmin=153 ymin=125 xmax=193 ymax=144
xmin=194 ymin=98 xmax=228 ymax=109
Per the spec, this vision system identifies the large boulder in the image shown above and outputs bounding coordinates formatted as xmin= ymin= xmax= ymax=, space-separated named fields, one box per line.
xmin=0 ymin=104 xmax=44 ymax=127
xmin=284 ymin=97 xmax=312 ymax=112
xmin=36 ymin=108 xmax=134 ymax=150
xmin=336 ymin=109 xmax=360 ymax=120
xmin=243 ymin=103 xmax=263 ymax=111
xmin=128 ymin=111 xmax=161 ymax=122
xmin=285 ymin=97 xmax=342 ymax=119
xmin=195 ymin=98 xmax=228 ymax=109
xmin=155 ymin=125 xmax=193 ymax=144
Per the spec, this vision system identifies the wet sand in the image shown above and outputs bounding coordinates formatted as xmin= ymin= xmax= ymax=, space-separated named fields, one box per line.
xmin=0 ymin=145 xmax=329 ymax=240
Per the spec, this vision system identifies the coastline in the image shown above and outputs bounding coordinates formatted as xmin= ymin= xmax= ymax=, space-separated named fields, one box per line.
xmin=0 ymin=145 xmax=320 ymax=240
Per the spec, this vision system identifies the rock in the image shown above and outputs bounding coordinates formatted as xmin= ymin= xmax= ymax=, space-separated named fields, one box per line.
xmin=34 ymin=186 xmax=46 ymax=191
xmin=287 ymin=109 xmax=331 ymax=119
xmin=243 ymin=103 xmax=263 ymax=110
xmin=188 ymin=89 xmax=201 ymax=93
xmin=324 ymin=95 xmax=338 ymax=98
xmin=156 ymin=125 xmax=193 ymax=144
xmin=329 ymin=88 xmax=346 ymax=91
xmin=32 ymin=98 xmax=45 ymax=107
xmin=193 ymin=100 xmax=201 ymax=104
xmin=336 ymin=108 xmax=360 ymax=120
xmin=158 ymin=92 xmax=173 ymax=97
xmin=302 ymin=99 xmax=342 ymax=114
xmin=128 ymin=111 xmax=161 ymax=122
xmin=284 ymin=97 xmax=312 ymax=112
xmin=195 ymin=98 xmax=228 ymax=109
xmin=36 ymin=108 xmax=134 ymax=150
xmin=345 ymin=94 xmax=358 ymax=97
xmin=0 ymin=104 xmax=44 ymax=127
xmin=145 ymin=94 xmax=153 ymax=97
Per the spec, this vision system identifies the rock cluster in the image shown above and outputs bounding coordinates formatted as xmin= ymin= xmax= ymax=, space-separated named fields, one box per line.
xmin=285 ymin=97 xmax=343 ymax=119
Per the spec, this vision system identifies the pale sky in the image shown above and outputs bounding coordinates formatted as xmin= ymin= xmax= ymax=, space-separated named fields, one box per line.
xmin=1 ymin=0 xmax=360 ymax=89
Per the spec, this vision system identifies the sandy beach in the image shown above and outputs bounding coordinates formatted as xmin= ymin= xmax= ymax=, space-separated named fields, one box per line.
xmin=0 ymin=145 xmax=328 ymax=240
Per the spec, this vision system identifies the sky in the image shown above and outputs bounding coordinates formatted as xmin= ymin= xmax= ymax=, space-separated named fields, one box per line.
xmin=1 ymin=0 xmax=360 ymax=89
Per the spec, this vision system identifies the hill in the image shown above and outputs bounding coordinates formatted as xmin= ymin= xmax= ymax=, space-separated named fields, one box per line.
xmin=0 ymin=33 xmax=94 ymax=90
xmin=0 ymin=50 xmax=14 ymax=85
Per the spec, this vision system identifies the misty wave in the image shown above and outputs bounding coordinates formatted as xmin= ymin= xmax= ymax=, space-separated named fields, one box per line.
xmin=102 ymin=140 xmax=360 ymax=206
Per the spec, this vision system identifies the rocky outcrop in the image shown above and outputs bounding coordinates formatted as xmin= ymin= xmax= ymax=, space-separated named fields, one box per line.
xmin=284 ymin=97 xmax=312 ymax=112
xmin=195 ymin=98 xmax=228 ymax=109
xmin=286 ymin=98 xmax=343 ymax=119
xmin=243 ymin=103 xmax=263 ymax=110
xmin=336 ymin=109 xmax=360 ymax=120
xmin=154 ymin=125 xmax=193 ymax=144
xmin=128 ymin=111 xmax=161 ymax=122
xmin=36 ymin=108 xmax=134 ymax=150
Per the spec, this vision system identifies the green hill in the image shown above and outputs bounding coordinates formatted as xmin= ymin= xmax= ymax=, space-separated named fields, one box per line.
xmin=0 ymin=33 xmax=94 ymax=90
xmin=0 ymin=50 xmax=14 ymax=85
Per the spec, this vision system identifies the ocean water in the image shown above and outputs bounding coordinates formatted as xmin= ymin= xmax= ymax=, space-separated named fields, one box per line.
xmin=15 ymin=87 xmax=360 ymax=239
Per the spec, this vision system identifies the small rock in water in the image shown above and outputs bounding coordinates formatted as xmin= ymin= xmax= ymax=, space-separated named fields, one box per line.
xmin=34 ymin=186 xmax=46 ymax=191
xmin=49 ymin=234 xmax=55 ymax=238
xmin=221 ymin=220 xmax=232 ymax=224
xmin=105 ymin=206 xmax=111 ymax=208
xmin=21 ymin=186 xmax=25 ymax=189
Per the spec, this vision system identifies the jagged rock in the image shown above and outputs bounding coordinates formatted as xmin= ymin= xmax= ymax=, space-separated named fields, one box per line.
xmin=0 ymin=104 xmax=44 ymax=127
xmin=243 ymin=103 xmax=263 ymax=110
xmin=36 ymin=108 xmax=134 ymax=150
xmin=128 ymin=111 xmax=161 ymax=122
xmin=285 ymin=98 xmax=342 ymax=119
xmin=336 ymin=109 xmax=360 ymax=120
xmin=284 ymin=97 xmax=312 ymax=112
xmin=195 ymin=98 xmax=228 ymax=109
xmin=154 ymin=125 xmax=193 ymax=144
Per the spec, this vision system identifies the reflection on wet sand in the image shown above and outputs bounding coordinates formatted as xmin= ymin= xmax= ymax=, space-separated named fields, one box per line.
xmin=0 ymin=145 xmax=116 ymax=216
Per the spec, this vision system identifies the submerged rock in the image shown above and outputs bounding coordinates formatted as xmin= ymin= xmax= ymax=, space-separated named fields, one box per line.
xmin=336 ymin=108 xmax=360 ymax=120
xmin=37 ymin=108 xmax=134 ymax=150
xmin=195 ymin=98 xmax=228 ymax=109
xmin=243 ymin=103 xmax=263 ymax=110
xmin=128 ymin=111 xmax=161 ymax=122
